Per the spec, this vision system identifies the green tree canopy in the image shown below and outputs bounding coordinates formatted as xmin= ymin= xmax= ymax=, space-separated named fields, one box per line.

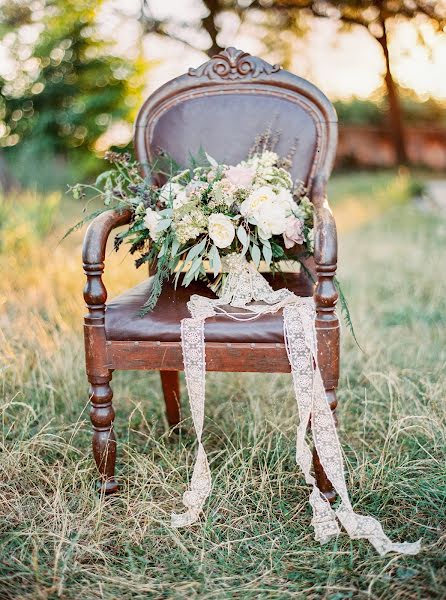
xmin=0 ymin=0 xmax=145 ymax=178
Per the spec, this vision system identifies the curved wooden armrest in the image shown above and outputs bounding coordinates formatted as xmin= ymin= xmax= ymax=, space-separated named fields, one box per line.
xmin=82 ymin=208 xmax=132 ymax=267
xmin=82 ymin=209 xmax=132 ymax=313
xmin=311 ymin=173 xmax=338 ymax=323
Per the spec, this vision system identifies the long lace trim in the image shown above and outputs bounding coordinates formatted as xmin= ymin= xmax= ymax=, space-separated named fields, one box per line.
xmin=171 ymin=255 xmax=421 ymax=556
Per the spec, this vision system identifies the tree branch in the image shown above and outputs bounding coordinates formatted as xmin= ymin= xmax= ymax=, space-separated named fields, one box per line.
xmin=202 ymin=0 xmax=224 ymax=56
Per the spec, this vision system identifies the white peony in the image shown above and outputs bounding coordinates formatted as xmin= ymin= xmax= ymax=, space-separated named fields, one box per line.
xmin=143 ymin=207 xmax=162 ymax=241
xmin=256 ymin=201 xmax=287 ymax=239
xmin=208 ymin=213 xmax=235 ymax=248
xmin=240 ymin=185 xmax=277 ymax=222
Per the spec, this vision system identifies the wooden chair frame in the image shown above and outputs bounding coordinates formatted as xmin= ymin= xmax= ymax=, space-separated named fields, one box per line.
xmin=82 ymin=48 xmax=339 ymax=500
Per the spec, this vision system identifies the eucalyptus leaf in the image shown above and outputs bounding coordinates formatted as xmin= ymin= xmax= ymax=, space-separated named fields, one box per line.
xmin=262 ymin=243 xmax=272 ymax=267
xmin=95 ymin=170 xmax=114 ymax=186
xmin=184 ymin=237 xmax=207 ymax=266
xmin=183 ymin=257 xmax=202 ymax=286
xmin=237 ymin=225 xmax=248 ymax=247
xmin=170 ymin=237 xmax=180 ymax=258
xmin=209 ymin=244 xmax=221 ymax=278
xmin=130 ymin=221 xmax=148 ymax=233
xmin=156 ymin=218 xmax=172 ymax=231
xmin=251 ymin=243 xmax=261 ymax=268
xmin=190 ymin=255 xmax=202 ymax=274
xmin=205 ymin=152 xmax=218 ymax=167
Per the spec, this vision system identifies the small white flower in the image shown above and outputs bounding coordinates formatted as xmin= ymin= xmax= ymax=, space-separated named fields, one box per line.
xmin=159 ymin=182 xmax=183 ymax=205
xmin=208 ymin=213 xmax=235 ymax=248
xmin=173 ymin=189 xmax=189 ymax=209
xmin=143 ymin=207 xmax=162 ymax=241
xmin=276 ymin=188 xmax=298 ymax=215
xmin=210 ymin=178 xmax=236 ymax=207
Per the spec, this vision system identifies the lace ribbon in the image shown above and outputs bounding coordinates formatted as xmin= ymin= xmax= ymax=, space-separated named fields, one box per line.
xmin=171 ymin=254 xmax=421 ymax=556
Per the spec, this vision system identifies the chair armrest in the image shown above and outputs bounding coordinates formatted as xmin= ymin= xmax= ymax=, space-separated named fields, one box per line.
xmin=311 ymin=174 xmax=338 ymax=323
xmin=82 ymin=209 xmax=132 ymax=313
xmin=82 ymin=208 xmax=132 ymax=267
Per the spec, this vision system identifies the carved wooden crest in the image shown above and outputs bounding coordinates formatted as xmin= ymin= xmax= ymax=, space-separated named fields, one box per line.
xmin=188 ymin=47 xmax=281 ymax=81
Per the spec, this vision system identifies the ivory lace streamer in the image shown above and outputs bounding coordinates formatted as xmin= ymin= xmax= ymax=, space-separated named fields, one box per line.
xmin=171 ymin=254 xmax=420 ymax=556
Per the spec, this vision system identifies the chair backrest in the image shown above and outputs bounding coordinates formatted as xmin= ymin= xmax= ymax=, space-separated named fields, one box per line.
xmin=134 ymin=47 xmax=337 ymax=192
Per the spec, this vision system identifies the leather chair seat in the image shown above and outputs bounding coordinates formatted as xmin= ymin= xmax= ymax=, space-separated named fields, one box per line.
xmin=105 ymin=272 xmax=314 ymax=344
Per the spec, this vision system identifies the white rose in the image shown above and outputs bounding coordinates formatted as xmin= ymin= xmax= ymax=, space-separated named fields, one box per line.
xmin=256 ymin=200 xmax=287 ymax=239
xmin=208 ymin=213 xmax=235 ymax=249
xmin=276 ymin=188 xmax=298 ymax=215
xmin=143 ymin=207 xmax=162 ymax=241
xmin=240 ymin=185 xmax=277 ymax=222
xmin=159 ymin=182 xmax=183 ymax=204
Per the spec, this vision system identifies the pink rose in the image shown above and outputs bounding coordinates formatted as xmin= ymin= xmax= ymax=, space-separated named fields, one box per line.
xmin=283 ymin=216 xmax=304 ymax=249
xmin=225 ymin=165 xmax=256 ymax=187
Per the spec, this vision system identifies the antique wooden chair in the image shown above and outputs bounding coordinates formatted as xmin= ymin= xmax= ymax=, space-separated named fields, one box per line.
xmin=82 ymin=48 xmax=339 ymax=502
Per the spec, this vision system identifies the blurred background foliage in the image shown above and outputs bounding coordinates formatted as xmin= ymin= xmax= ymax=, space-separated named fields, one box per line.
xmin=0 ymin=0 xmax=146 ymax=189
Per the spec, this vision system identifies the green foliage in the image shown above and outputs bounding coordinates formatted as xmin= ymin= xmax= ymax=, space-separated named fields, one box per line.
xmin=334 ymin=98 xmax=384 ymax=126
xmin=334 ymin=96 xmax=446 ymax=127
xmin=0 ymin=0 xmax=145 ymax=179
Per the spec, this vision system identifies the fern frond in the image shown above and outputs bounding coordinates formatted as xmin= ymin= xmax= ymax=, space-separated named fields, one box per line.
xmin=58 ymin=209 xmax=106 ymax=243
xmin=334 ymin=277 xmax=365 ymax=353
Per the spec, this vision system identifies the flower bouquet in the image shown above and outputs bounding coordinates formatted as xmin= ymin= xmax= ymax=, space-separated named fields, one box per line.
xmin=70 ymin=143 xmax=315 ymax=315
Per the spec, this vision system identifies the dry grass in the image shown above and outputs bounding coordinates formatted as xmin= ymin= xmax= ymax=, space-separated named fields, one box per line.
xmin=1 ymin=173 xmax=445 ymax=599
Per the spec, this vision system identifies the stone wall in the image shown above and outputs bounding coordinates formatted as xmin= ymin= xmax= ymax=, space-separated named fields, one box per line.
xmin=336 ymin=125 xmax=446 ymax=170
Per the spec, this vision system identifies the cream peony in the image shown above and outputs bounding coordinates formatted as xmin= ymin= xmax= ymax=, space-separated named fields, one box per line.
xmin=225 ymin=165 xmax=256 ymax=187
xmin=240 ymin=185 xmax=277 ymax=222
xmin=283 ymin=216 xmax=304 ymax=248
xmin=256 ymin=201 xmax=287 ymax=239
xmin=143 ymin=208 xmax=163 ymax=241
xmin=208 ymin=213 xmax=235 ymax=248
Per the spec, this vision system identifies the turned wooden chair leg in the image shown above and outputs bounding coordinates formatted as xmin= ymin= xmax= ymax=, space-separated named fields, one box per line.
xmin=89 ymin=372 xmax=118 ymax=494
xmin=160 ymin=370 xmax=181 ymax=428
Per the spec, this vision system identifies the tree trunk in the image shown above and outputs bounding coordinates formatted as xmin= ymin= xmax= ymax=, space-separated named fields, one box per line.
xmin=202 ymin=0 xmax=224 ymax=57
xmin=0 ymin=153 xmax=19 ymax=193
xmin=376 ymin=17 xmax=408 ymax=165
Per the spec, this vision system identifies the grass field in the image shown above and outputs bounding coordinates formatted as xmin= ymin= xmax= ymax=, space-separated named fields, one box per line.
xmin=1 ymin=171 xmax=445 ymax=599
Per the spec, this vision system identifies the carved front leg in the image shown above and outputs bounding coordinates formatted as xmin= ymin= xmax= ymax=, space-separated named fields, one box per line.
xmin=83 ymin=260 xmax=118 ymax=494
xmin=81 ymin=211 xmax=131 ymax=494
xmin=89 ymin=374 xmax=118 ymax=494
